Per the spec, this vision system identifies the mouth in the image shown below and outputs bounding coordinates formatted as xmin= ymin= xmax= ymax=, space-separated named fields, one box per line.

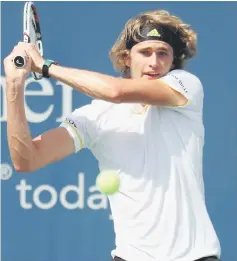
xmin=142 ymin=72 xmax=161 ymax=80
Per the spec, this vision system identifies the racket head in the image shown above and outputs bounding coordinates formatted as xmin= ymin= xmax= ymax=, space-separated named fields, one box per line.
xmin=23 ymin=1 xmax=43 ymax=80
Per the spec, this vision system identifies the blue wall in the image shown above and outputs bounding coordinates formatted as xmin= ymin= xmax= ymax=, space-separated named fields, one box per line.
xmin=1 ymin=2 xmax=237 ymax=261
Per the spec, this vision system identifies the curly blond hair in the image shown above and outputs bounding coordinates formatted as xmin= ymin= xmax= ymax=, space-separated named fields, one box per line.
xmin=109 ymin=10 xmax=197 ymax=78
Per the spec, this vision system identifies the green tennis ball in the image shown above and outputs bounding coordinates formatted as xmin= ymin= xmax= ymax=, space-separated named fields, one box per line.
xmin=96 ymin=170 xmax=120 ymax=195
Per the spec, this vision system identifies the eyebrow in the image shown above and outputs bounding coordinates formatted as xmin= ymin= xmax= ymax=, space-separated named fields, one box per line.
xmin=139 ymin=46 xmax=170 ymax=52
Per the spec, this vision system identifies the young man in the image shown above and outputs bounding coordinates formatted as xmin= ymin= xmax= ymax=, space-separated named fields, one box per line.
xmin=4 ymin=9 xmax=221 ymax=261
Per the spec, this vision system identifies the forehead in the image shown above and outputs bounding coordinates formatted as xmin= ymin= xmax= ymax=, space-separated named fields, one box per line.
xmin=133 ymin=40 xmax=173 ymax=52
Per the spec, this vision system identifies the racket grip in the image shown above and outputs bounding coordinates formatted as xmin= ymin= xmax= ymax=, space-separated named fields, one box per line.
xmin=13 ymin=56 xmax=26 ymax=68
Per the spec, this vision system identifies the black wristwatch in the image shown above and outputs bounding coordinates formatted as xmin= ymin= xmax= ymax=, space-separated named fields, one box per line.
xmin=42 ymin=59 xmax=58 ymax=78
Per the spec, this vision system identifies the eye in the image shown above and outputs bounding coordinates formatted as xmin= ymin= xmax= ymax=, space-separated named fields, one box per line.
xmin=140 ymin=50 xmax=151 ymax=56
xmin=157 ymin=51 xmax=168 ymax=57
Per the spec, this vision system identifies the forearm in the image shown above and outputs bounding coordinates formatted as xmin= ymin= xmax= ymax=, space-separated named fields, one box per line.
xmin=6 ymin=79 xmax=35 ymax=171
xmin=48 ymin=64 xmax=122 ymax=102
xmin=46 ymin=65 xmax=185 ymax=106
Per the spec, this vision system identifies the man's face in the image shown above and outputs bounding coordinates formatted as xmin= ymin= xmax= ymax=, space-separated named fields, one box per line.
xmin=126 ymin=40 xmax=174 ymax=79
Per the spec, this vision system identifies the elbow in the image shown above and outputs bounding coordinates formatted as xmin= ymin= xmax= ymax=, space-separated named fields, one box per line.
xmin=14 ymin=164 xmax=32 ymax=173
xmin=9 ymin=144 xmax=40 ymax=173
xmin=15 ymin=167 xmax=30 ymax=173
xmin=109 ymin=81 xmax=124 ymax=104
xmin=13 ymin=160 xmax=36 ymax=173
xmin=110 ymin=89 xmax=122 ymax=104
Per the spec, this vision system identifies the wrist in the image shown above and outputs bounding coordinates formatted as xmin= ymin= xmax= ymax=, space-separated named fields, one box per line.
xmin=42 ymin=59 xmax=58 ymax=78
xmin=36 ymin=60 xmax=45 ymax=73
xmin=6 ymin=79 xmax=25 ymax=101
xmin=6 ymin=77 xmax=25 ymax=86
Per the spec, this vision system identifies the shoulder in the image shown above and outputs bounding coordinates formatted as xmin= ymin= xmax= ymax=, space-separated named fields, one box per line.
xmin=91 ymin=99 xmax=114 ymax=110
xmin=161 ymin=69 xmax=203 ymax=97
xmin=73 ymin=99 xmax=113 ymax=115
xmin=165 ymin=69 xmax=202 ymax=86
xmin=69 ymin=99 xmax=120 ymax=124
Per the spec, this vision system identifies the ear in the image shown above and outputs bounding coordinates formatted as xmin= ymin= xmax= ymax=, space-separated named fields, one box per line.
xmin=125 ymin=53 xmax=131 ymax=68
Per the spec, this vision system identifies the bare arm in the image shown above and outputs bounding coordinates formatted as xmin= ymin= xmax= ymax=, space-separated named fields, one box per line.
xmin=4 ymin=44 xmax=75 ymax=173
xmin=22 ymin=42 xmax=187 ymax=106
xmin=6 ymin=78 xmax=35 ymax=171
xmin=6 ymin=78 xmax=75 ymax=172
xmin=48 ymin=65 xmax=187 ymax=106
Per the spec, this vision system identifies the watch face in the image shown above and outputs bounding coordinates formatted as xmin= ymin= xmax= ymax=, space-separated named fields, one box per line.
xmin=14 ymin=56 xmax=25 ymax=68
xmin=44 ymin=60 xmax=55 ymax=66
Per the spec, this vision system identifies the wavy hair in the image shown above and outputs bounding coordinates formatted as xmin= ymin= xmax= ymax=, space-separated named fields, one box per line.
xmin=109 ymin=10 xmax=197 ymax=78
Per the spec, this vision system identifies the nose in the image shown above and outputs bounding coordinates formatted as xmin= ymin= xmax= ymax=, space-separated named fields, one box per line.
xmin=149 ymin=52 xmax=159 ymax=69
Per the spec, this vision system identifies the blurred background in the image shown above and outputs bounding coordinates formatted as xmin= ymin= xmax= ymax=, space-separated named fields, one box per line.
xmin=1 ymin=2 xmax=237 ymax=261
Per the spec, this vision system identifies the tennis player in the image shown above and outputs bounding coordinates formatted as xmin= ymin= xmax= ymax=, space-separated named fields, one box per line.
xmin=4 ymin=9 xmax=221 ymax=261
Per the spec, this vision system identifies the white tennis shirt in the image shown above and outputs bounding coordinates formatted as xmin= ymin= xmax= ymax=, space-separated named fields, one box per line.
xmin=60 ymin=69 xmax=221 ymax=261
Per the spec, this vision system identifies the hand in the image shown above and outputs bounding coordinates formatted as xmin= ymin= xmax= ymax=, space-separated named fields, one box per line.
xmin=3 ymin=43 xmax=32 ymax=83
xmin=16 ymin=42 xmax=45 ymax=73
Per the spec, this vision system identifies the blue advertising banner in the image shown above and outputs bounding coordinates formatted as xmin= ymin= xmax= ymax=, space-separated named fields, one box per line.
xmin=1 ymin=2 xmax=237 ymax=261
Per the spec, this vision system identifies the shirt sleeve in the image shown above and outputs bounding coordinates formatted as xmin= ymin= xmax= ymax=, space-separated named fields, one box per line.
xmin=59 ymin=100 xmax=110 ymax=153
xmin=159 ymin=69 xmax=204 ymax=112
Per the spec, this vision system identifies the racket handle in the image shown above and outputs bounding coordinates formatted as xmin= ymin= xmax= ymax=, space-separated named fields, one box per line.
xmin=14 ymin=56 xmax=26 ymax=68
xmin=13 ymin=55 xmax=43 ymax=80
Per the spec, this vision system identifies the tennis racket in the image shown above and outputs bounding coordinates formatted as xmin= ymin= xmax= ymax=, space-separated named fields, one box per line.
xmin=14 ymin=1 xmax=43 ymax=80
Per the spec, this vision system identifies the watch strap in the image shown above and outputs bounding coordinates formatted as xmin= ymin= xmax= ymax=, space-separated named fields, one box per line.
xmin=42 ymin=59 xmax=58 ymax=78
